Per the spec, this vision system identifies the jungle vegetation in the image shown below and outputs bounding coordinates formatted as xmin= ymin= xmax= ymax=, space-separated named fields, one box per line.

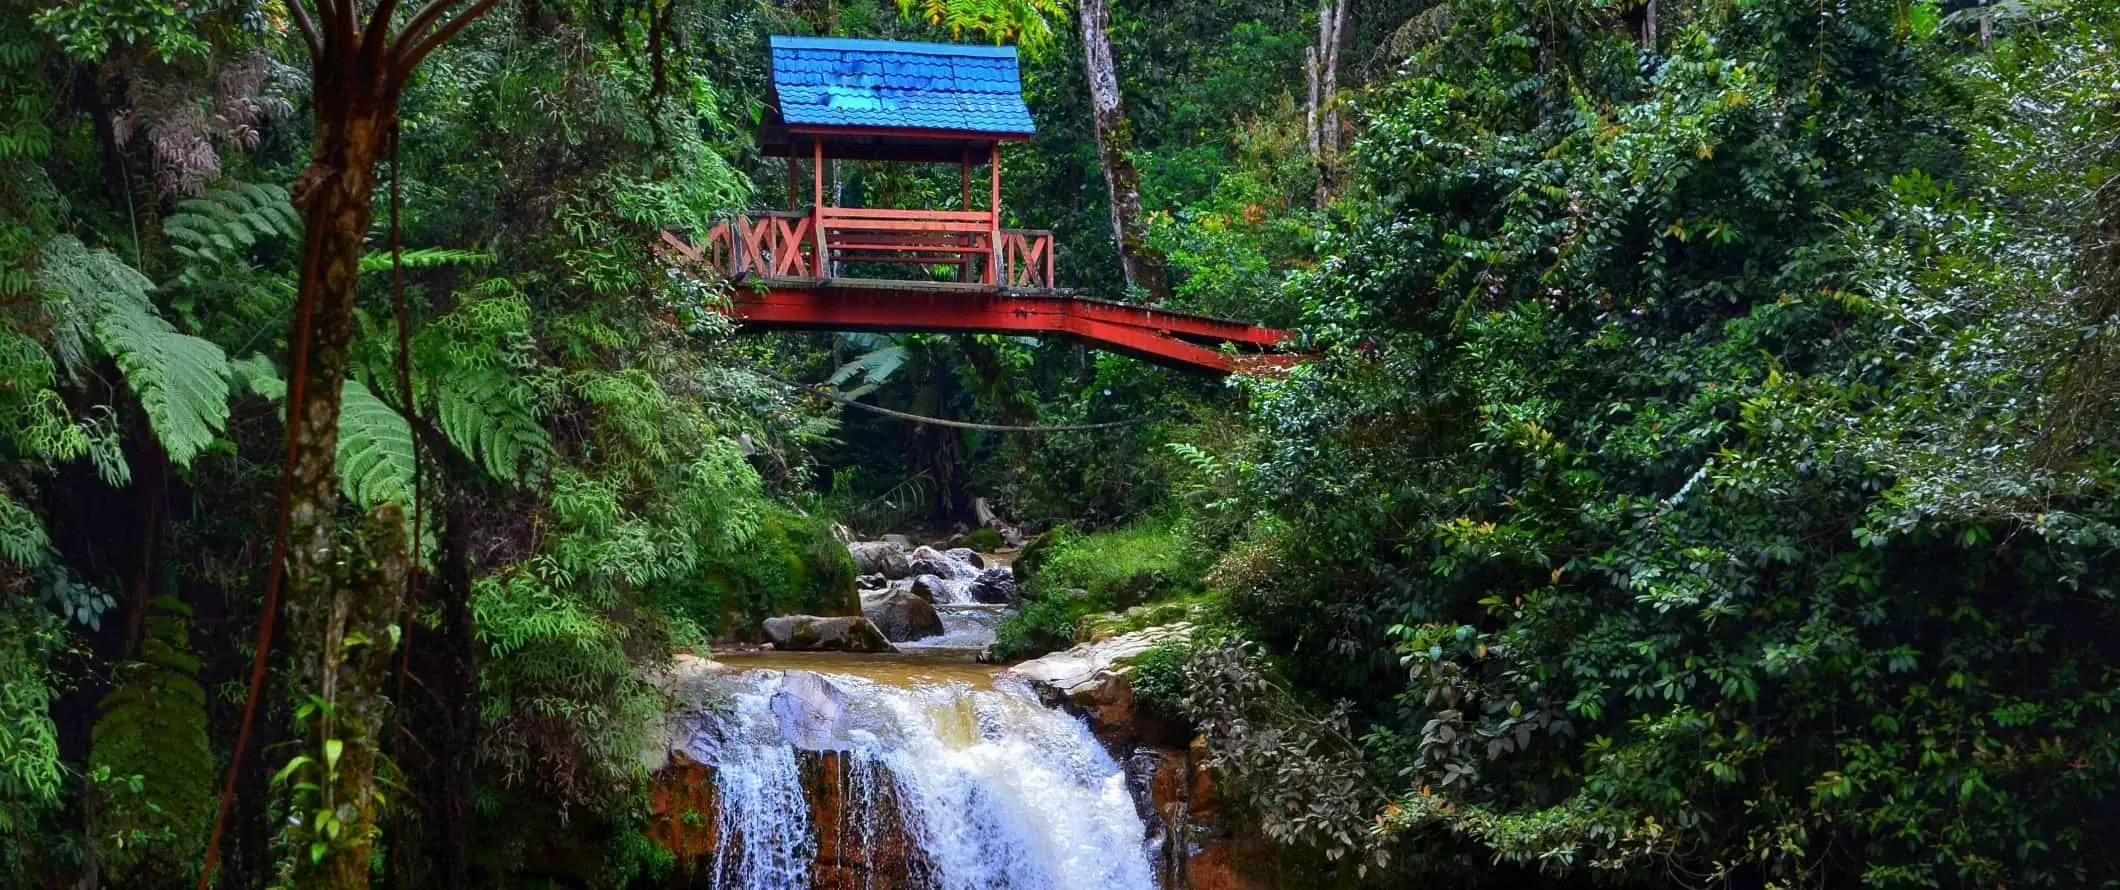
xmin=2 ymin=0 xmax=2118 ymax=888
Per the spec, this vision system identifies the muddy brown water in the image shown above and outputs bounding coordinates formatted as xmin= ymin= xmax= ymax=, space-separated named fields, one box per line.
xmin=710 ymin=650 xmax=1007 ymax=688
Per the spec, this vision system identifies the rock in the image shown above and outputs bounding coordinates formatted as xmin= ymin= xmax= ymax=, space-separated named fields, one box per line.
xmin=880 ymin=533 xmax=912 ymax=548
xmin=771 ymin=670 xmax=851 ymax=749
xmin=907 ymin=545 xmax=978 ymax=580
xmin=762 ymin=615 xmax=896 ymax=653
xmin=909 ymin=573 xmax=969 ymax=604
xmin=640 ymin=654 xmax=737 ymax=771
xmin=861 ymin=589 xmax=945 ymax=642
xmin=944 ymin=547 xmax=986 ymax=569
xmin=1007 ymin=623 xmax=1193 ymax=749
xmin=848 ymin=541 xmax=911 ymax=578
xmin=966 ymin=566 xmax=1017 ymax=604
xmin=857 ymin=572 xmax=888 ymax=590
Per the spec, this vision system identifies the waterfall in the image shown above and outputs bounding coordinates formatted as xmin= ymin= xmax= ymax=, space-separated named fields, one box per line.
xmin=675 ymin=668 xmax=1158 ymax=890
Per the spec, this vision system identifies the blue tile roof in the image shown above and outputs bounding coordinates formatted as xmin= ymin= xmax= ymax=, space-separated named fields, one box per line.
xmin=768 ymin=36 xmax=1035 ymax=138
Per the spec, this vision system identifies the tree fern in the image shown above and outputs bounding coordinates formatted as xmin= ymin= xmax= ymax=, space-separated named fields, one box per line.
xmin=827 ymin=339 xmax=910 ymax=399
xmin=162 ymin=182 xmax=301 ymax=286
xmin=38 ymin=237 xmax=230 ymax=466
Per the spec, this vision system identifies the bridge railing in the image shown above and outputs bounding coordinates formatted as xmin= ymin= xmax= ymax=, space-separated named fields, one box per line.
xmin=689 ymin=211 xmax=1057 ymax=290
xmin=999 ymin=229 xmax=1054 ymax=290
xmin=703 ymin=210 xmax=817 ymax=279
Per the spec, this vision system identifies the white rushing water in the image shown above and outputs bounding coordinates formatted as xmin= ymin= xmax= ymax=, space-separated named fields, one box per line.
xmin=894 ymin=604 xmax=1010 ymax=656
xmin=680 ymin=669 xmax=1157 ymax=890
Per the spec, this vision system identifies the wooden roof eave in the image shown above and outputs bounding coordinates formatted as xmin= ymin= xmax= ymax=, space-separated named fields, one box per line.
xmin=757 ymin=123 xmax=1029 ymax=163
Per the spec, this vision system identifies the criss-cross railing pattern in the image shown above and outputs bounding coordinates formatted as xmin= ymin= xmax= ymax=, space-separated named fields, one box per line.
xmin=704 ymin=211 xmax=817 ymax=279
xmin=683 ymin=208 xmax=1056 ymax=290
xmin=999 ymin=229 xmax=1053 ymax=289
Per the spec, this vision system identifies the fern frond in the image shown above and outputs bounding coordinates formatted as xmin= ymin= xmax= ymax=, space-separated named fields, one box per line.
xmin=230 ymin=358 xmax=418 ymax=511
xmin=435 ymin=367 xmax=549 ymax=483
xmin=337 ymin=378 xmax=418 ymax=510
xmin=38 ymin=237 xmax=230 ymax=466
xmin=357 ymin=247 xmax=496 ymax=274
xmin=827 ymin=343 xmax=910 ymax=393
xmin=163 ymin=182 xmax=300 ymax=286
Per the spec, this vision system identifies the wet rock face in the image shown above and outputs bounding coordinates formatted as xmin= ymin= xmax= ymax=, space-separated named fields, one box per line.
xmin=648 ymin=751 xmax=927 ymax=890
xmin=860 ymin=589 xmax=945 ymax=642
xmin=761 ymin=615 xmax=895 ymax=653
xmin=1128 ymin=740 xmax=1276 ymax=890
xmin=1008 ymin=624 xmax=1194 ymax=750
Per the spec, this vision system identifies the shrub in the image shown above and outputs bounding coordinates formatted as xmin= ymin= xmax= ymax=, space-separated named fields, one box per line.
xmin=988 ymin=593 xmax=1079 ymax=661
xmin=1127 ymin=641 xmax=1192 ymax=719
xmin=964 ymin=526 xmax=1003 ymax=551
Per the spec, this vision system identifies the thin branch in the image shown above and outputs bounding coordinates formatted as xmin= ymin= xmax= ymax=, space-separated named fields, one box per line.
xmin=284 ymin=0 xmax=322 ymax=57
xmin=326 ymin=0 xmax=356 ymax=63
xmin=395 ymin=0 xmax=503 ymax=81
xmin=387 ymin=0 xmax=468 ymax=71
xmin=363 ymin=0 xmax=408 ymax=70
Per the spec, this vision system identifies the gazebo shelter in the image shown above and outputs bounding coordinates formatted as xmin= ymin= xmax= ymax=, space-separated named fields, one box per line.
xmin=657 ymin=36 xmax=1293 ymax=373
xmin=714 ymin=35 xmax=1052 ymax=288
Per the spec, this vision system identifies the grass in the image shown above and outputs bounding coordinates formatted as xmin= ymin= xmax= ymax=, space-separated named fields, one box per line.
xmin=992 ymin=515 xmax=1208 ymax=660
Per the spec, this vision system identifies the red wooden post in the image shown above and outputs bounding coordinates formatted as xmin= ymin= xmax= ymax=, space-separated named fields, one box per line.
xmin=812 ymin=139 xmax=827 ymax=280
xmin=988 ymin=141 xmax=1001 ymax=286
xmin=1044 ymin=232 xmax=1054 ymax=289
xmin=961 ymin=145 xmax=974 ymax=282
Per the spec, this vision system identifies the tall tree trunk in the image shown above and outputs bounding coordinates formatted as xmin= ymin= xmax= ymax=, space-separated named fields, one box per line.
xmin=1308 ymin=0 xmax=1350 ymax=209
xmin=277 ymin=56 xmax=406 ymax=889
xmin=1078 ymin=0 xmax=1169 ymax=302
xmin=202 ymin=5 xmax=501 ymax=887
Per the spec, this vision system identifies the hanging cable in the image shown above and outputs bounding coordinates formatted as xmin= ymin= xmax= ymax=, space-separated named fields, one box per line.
xmin=753 ymin=368 xmax=1152 ymax=432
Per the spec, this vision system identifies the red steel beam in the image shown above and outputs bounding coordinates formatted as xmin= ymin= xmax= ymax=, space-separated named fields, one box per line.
xmin=727 ymin=284 xmax=1290 ymax=373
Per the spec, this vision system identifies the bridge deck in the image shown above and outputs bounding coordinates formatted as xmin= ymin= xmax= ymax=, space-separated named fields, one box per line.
xmin=729 ymin=277 xmax=1288 ymax=372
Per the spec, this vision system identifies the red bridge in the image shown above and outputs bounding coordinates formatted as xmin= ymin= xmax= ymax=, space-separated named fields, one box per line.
xmin=659 ymin=36 xmax=1291 ymax=374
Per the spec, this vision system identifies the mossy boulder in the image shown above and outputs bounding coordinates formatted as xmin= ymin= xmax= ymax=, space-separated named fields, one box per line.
xmin=762 ymin=615 xmax=895 ymax=653
xmin=671 ymin=507 xmax=861 ymax=638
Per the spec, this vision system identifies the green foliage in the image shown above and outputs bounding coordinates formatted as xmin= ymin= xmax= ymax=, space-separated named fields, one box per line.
xmin=988 ymin=592 xmax=1077 ymax=661
xmin=38 ymin=236 xmax=230 ymax=467
xmin=895 ymin=0 xmax=1069 ymax=56
xmin=993 ymin=517 xmax=1206 ymax=658
xmin=1021 ymin=516 xmax=1199 ymax=607
xmin=356 ymin=246 xmax=495 ymax=275
xmin=0 ymin=491 xmax=49 ymax=568
xmin=434 ymin=367 xmax=549 ymax=484
xmin=0 ymin=598 xmax=65 ymax=835
xmin=1126 ymin=639 xmax=1190 ymax=717
xmin=1207 ymin=0 xmax=2120 ymax=883
xmin=89 ymin=595 xmax=212 ymax=881
xmin=30 ymin=0 xmax=212 ymax=61
xmin=668 ymin=506 xmax=859 ymax=635
xmin=964 ymin=526 xmax=1003 ymax=551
